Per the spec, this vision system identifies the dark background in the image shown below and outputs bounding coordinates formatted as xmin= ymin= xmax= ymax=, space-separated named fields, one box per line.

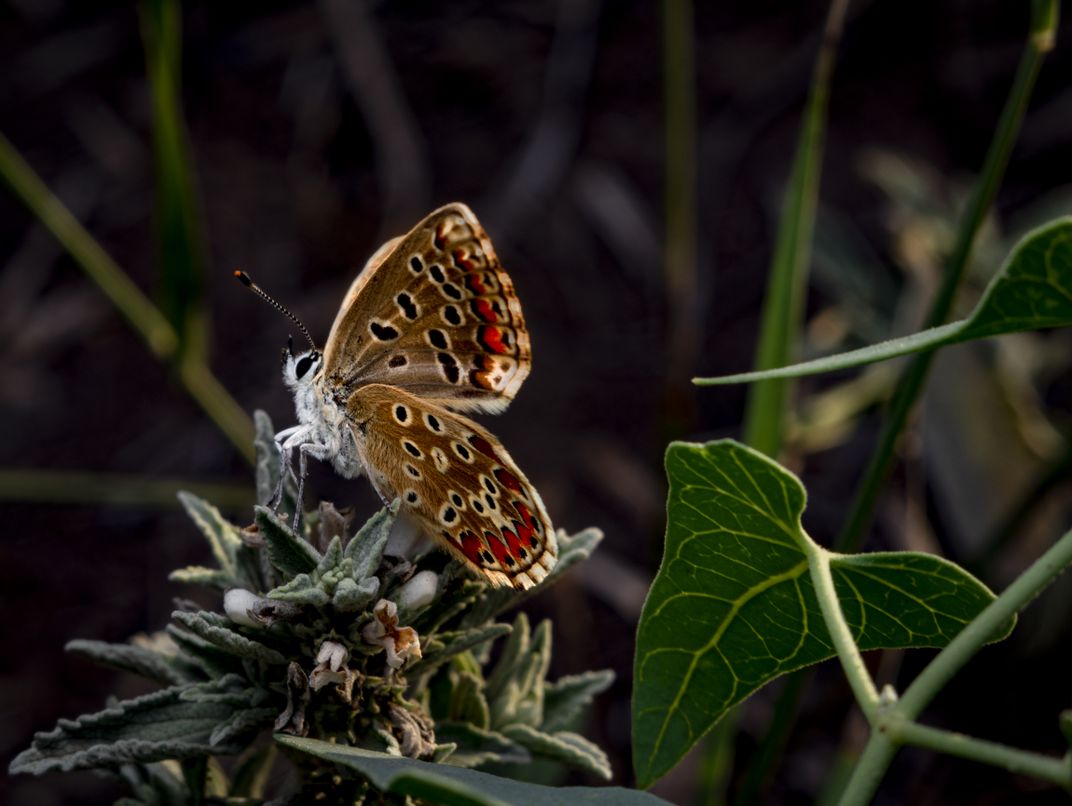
xmin=2 ymin=1 xmax=1071 ymax=804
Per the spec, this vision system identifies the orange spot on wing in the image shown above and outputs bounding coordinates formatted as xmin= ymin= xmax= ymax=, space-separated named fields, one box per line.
xmin=464 ymin=273 xmax=488 ymax=294
xmin=486 ymin=531 xmax=511 ymax=566
xmin=473 ymin=299 xmax=499 ymax=323
xmin=479 ymin=325 xmax=508 ymax=354
xmin=459 ymin=531 xmax=484 ymax=565
xmin=494 ymin=467 xmax=522 ymax=493
xmin=503 ymin=524 xmax=526 ymax=559
xmin=468 ymin=434 xmax=499 ymax=461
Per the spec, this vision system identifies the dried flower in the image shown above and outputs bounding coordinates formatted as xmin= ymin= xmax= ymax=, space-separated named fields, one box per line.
xmin=361 ymin=599 xmax=422 ymax=671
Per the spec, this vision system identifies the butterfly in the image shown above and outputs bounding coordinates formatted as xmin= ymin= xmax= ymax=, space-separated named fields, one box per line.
xmin=238 ymin=203 xmax=557 ymax=590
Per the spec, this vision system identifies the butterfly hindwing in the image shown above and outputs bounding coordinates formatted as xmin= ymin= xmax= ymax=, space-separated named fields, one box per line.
xmin=345 ymin=384 xmax=556 ymax=590
xmin=323 ymin=203 xmax=532 ymax=415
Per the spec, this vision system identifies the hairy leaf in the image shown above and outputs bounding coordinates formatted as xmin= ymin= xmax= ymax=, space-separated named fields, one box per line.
xmin=171 ymin=611 xmax=287 ymax=666
xmin=502 ymin=724 xmax=612 ymax=780
xmin=9 ymin=686 xmax=246 ymax=775
xmin=542 ymin=670 xmax=615 ymax=733
xmin=255 ymin=505 xmax=321 ymax=578
xmin=66 ymin=639 xmax=190 ymax=687
xmin=178 ymin=492 xmax=242 ymax=581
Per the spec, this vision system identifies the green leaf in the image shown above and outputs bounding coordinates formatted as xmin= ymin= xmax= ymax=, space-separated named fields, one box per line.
xmin=542 ymin=670 xmax=615 ymax=733
xmin=66 ymin=639 xmax=191 ymax=687
xmin=141 ymin=0 xmax=208 ymax=363
xmin=208 ymin=707 xmax=277 ymax=747
xmin=741 ymin=0 xmax=841 ymax=455
xmin=434 ymin=722 xmax=528 ymax=768
xmin=168 ymin=565 xmax=234 ymax=590
xmin=268 ymin=573 xmax=331 ymax=607
xmin=695 ymin=218 xmax=1072 ymax=385
xmin=171 ymin=611 xmax=288 ymax=666
xmin=165 ymin=625 xmax=244 ymax=679
xmin=1060 ymin=710 xmax=1072 ymax=749
xmin=274 ymin=735 xmax=671 ymax=805
xmin=415 ymin=624 xmax=513 ymax=675
xmin=448 ymin=673 xmax=492 ymax=730
xmin=632 ymin=440 xmax=1013 ymax=788
xmin=501 ymin=724 xmax=612 ymax=780
xmin=9 ymin=686 xmax=246 ymax=775
xmin=332 ymin=576 xmax=381 ymax=612
xmin=344 ymin=503 xmax=397 ymax=579
xmin=252 ymin=410 xmax=280 ymax=508
xmin=255 ymin=505 xmax=321 ymax=578
xmin=178 ymin=492 xmax=242 ymax=580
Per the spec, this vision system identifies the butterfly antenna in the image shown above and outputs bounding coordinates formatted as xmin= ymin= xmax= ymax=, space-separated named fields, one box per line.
xmin=234 ymin=270 xmax=318 ymax=351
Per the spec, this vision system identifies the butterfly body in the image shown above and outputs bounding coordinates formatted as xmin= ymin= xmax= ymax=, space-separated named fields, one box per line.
xmin=269 ymin=204 xmax=557 ymax=590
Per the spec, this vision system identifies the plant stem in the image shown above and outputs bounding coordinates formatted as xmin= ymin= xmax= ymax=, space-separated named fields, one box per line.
xmin=836 ymin=733 xmax=896 ymax=806
xmin=833 ymin=0 xmax=1058 ymax=553
xmin=0 ymin=129 xmax=255 ymax=463
xmin=883 ymin=719 xmax=1071 ymax=789
xmin=805 ymin=545 xmax=879 ymax=718
xmin=838 ymin=527 xmax=1072 ymax=803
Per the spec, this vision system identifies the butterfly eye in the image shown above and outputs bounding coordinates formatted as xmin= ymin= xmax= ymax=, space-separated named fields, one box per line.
xmin=295 ymin=353 xmax=318 ymax=380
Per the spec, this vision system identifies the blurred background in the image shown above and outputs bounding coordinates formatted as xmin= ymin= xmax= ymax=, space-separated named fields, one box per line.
xmin=2 ymin=1 xmax=1071 ymax=803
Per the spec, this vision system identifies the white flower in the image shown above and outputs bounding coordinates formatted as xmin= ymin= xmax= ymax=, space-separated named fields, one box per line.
xmin=309 ymin=639 xmax=357 ymax=701
xmin=396 ymin=570 xmax=438 ymax=614
xmin=361 ymin=599 xmax=422 ymax=670
xmin=223 ymin=588 xmax=262 ymax=628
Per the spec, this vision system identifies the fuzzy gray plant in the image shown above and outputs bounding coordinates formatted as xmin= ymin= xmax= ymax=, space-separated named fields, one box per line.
xmin=10 ymin=411 xmax=615 ymax=804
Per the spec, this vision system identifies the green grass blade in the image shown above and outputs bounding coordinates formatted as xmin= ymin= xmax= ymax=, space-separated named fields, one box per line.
xmin=0 ymin=131 xmax=255 ymax=462
xmin=832 ymin=0 xmax=1058 ymax=554
xmin=141 ymin=0 xmax=209 ymax=362
xmin=0 ymin=469 xmax=252 ymax=509
xmin=741 ymin=0 xmax=849 ymax=456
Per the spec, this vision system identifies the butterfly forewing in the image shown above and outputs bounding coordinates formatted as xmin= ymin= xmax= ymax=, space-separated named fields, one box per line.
xmin=345 ymin=384 xmax=556 ymax=590
xmin=323 ymin=203 xmax=532 ymax=415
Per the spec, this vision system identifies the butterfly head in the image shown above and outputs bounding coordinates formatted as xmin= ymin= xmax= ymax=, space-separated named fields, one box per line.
xmin=281 ymin=336 xmax=323 ymax=391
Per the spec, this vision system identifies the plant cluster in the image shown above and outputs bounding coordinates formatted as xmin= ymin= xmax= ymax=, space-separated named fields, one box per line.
xmin=11 ymin=412 xmax=621 ymax=804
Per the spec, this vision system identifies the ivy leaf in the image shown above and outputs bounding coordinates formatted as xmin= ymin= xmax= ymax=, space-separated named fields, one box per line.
xmin=632 ymin=440 xmax=1014 ymax=788
xmin=9 ymin=686 xmax=246 ymax=775
xmin=695 ymin=218 xmax=1072 ymax=385
xmin=275 ymin=735 xmax=671 ymax=805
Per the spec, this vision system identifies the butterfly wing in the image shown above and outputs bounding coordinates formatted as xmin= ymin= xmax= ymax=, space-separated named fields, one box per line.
xmin=324 ymin=203 xmax=531 ymax=415
xmin=345 ymin=384 xmax=556 ymax=590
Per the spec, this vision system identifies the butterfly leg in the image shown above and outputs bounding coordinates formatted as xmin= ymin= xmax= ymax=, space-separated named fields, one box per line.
xmin=292 ymin=441 xmax=333 ymax=533
xmin=271 ymin=426 xmax=302 ymax=511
